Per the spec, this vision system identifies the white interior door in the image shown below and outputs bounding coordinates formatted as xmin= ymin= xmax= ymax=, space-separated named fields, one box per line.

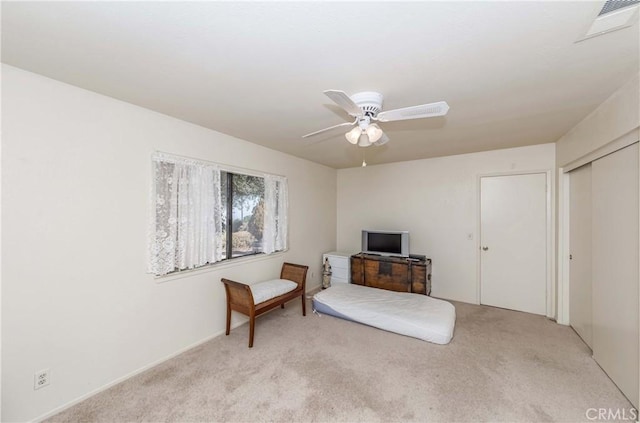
xmin=569 ymin=163 xmax=593 ymax=348
xmin=592 ymin=143 xmax=639 ymax=408
xmin=480 ymin=173 xmax=547 ymax=315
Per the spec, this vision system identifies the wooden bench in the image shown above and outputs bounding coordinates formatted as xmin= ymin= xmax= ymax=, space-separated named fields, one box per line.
xmin=221 ymin=262 xmax=308 ymax=348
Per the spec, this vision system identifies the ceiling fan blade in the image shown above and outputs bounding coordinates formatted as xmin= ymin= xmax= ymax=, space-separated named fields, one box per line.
xmin=324 ymin=90 xmax=363 ymax=117
xmin=376 ymin=101 xmax=450 ymax=122
xmin=302 ymin=120 xmax=356 ymax=138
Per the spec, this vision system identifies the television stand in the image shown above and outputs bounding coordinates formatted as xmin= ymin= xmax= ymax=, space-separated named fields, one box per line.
xmin=350 ymin=253 xmax=432 ymax=295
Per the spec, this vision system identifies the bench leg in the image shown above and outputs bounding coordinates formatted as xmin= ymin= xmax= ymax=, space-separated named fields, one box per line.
xmin=225 ymin=302 xmax=231 ymax=336
xmin=248 ymin=313 xmax=255 ymax=348
xmin=281 ymin=303 xmax=284 ymax=309
xmin=301 ymin=293 xmax=306 ymax=316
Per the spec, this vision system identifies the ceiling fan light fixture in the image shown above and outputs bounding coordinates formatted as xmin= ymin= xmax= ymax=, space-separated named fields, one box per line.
xmin=373 ymin=133 xmax=390 ymax=146
xmin=345 ymin=126 xmax=361 ymax=144
xmin=365 ymin=124 xmax=383 ymax=143
xmin=358 ymin=133 xmax=372 ymax=147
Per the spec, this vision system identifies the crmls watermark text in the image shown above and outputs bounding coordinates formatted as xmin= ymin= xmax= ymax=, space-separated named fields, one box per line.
xmin=586 ymin=408 xmax=638 ymax=421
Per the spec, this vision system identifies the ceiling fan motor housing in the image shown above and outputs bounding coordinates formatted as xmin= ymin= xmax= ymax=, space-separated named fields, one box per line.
xmin=350 ymin=91 xmax=384 ymax=117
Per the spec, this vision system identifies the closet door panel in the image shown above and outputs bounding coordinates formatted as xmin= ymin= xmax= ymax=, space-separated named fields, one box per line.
xmin=569 ymin=163 xmax=592 ymax=348
xmin=592 ymin=143 xmax=639 ymax=408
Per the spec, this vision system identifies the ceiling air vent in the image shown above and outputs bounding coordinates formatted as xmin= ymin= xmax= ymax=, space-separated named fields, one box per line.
xmin=599 ymin=0 xmax=640 ymax=16
xmin=577 ymin=0 xmax=639 ymax=41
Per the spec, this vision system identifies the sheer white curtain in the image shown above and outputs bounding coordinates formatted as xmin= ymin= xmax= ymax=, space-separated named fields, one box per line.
xmin=149 ymin=153 xmax=223 ymax=276
xmin=263 ymin=175 xmax=288 ymax=254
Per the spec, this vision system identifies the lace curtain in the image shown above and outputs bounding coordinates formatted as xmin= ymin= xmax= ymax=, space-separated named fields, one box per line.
xmin=149 ymin=153 xmax=288 ymax=276
xmin=149 ymin=154 xmax=223 ymax=276
xmin=263 ymin=175 xmax=288 ymax=254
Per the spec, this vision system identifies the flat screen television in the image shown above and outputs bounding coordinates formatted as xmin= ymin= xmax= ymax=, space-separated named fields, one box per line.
xmin=362 ymin=230 xmax=409 ymax=257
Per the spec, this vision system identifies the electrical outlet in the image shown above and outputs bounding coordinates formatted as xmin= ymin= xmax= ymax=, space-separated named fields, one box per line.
xmin=34 ymin=369 xmax=50 ymax=390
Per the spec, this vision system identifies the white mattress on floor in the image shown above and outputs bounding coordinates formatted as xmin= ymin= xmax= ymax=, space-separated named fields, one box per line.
xmin=313 ymin=283 xmax=456 ymax=344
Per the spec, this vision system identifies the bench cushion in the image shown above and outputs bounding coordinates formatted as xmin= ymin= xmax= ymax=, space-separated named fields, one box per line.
xmin=250 ymin=279 xmax=298 ymax=304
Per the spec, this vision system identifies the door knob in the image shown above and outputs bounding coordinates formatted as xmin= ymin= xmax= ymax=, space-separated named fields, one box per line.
xmin=482 ymin=246 xmax=489 ymax=251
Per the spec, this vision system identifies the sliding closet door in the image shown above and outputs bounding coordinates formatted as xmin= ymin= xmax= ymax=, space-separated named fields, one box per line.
xmin=592 ymin=142 xmax=639 ymax=408
xmin=569 ymin=163 xmax=592 ymax=348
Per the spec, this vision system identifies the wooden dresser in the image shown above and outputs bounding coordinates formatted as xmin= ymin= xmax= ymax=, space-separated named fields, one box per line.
xmin=350 ymin=253 xmax=431 ymax=295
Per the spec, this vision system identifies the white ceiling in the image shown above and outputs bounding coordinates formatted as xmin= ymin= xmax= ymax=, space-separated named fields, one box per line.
xmin=2 ymin=1 xmax=639 ymax=169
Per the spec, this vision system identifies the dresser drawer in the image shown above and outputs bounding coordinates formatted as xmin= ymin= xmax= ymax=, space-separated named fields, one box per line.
xmin=327 ymin=255 xmax=349 ymax=270
xmin=331 ymin=276 xmax=349 ymax=284
xmin=331 ymin=266 xmax=349 ymax=280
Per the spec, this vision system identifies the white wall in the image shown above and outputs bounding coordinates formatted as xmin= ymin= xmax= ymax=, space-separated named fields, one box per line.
xmin=556 ymin=73 xmax=640 ymax=167
xmin=1 ymin=65 xmax=337 ymax=422
xmin=336 ymin=144 xmax=555 ymax=304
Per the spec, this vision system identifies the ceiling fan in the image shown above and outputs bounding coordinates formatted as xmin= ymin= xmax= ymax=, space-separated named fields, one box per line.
xmin=303 ymin=90 xmax=450 ymax=147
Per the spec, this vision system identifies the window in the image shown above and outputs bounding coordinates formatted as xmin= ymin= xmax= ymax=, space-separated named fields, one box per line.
xmin=149 ymin=153 xmax=288 ymax=276
xmin=221 ymin=171 xmax=265 ymax=259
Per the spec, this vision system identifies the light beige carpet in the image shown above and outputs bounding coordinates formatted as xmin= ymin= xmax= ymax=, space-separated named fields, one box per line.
xmin=48 ymin=298 xmax=632 ymax=422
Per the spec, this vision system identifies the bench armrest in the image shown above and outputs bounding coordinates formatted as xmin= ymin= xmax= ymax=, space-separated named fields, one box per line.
xmin=281 ymin=262 xmax=309 ymax=291
xmin=221 ymin=278 xmax=255 ymax=309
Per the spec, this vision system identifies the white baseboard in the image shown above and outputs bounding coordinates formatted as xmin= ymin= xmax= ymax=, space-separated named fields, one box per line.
xmin=32 ymin=322 xmax=246 ymax=422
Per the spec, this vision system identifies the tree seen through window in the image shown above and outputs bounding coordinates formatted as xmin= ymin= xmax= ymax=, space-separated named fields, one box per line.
xmin=221 ymin=172 xmax=265 ymax=259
